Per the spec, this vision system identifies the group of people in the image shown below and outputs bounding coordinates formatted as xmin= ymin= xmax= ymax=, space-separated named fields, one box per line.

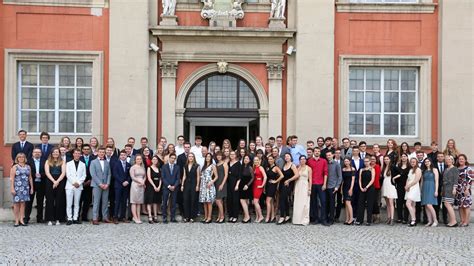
xmin=9 ymin=130 xmax=473 ymax=228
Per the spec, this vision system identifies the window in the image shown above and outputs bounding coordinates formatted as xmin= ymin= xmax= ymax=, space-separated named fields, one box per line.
xmin=349 ymin=0 xmax=418 ymax=3
xmin=348 ymin=67 xmax=418 ymax=137
xmin=18 ymin=63 xmax=93 ymax=134
xmin=186 ymin=74 xmax=259 ymax=110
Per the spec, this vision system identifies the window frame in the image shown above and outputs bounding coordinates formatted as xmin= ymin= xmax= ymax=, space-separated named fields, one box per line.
xmin=338 ymin=55 xmax=432 ymax=144
xmin=348 ymin=67 xmax=419 ymax=138
xmin=4 ymin=49 xmax=103 ymax=145
xmin=18 ymin=62 xmax=93 ymax=135
xmin=336 ymin=0 xmax=436 ymax=13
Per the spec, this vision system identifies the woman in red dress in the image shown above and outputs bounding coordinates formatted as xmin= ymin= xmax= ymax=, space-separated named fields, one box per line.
xmin=253 ymin=157 xmax=267 ymax=223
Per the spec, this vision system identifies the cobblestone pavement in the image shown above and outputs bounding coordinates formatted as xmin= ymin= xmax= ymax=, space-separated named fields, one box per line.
xmin=0 ymin=220 xmax=472 ymax=264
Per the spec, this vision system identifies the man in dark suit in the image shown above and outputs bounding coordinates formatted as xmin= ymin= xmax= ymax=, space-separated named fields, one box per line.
xmin=111 ymin=150 xmax=131 ymax=223
xmin=11 ymin=129 xmax=34 ymax=162
xmin=176 ymin=142 xmax=191 ymax=216
xmin=79 ymin=144 xmax=96 ymax=222
xmin=433 ymin=152 xmax=448 ymax=224
xmin=36 ymin=132 xmax=54 ymax=161
xmin=25 ymin=148 xmax=46 ymax=224
xmin=427 ymin=141 xmax=439 ymax=164
xmin=161 ymin=153 xmax=180 ymax=223
xmin=275 ymin=135 xmax=290 ymax=159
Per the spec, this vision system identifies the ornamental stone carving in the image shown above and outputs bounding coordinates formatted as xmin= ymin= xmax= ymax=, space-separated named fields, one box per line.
xmin=217 ymin=61 xmax=229 ymax=73
xmin=160 ymin=61 xmax=178 ymax=78
xmin=162 ymin=0 xmax=176 ymax=16
xmin=266 ymin=62 xmax=284 ymax=80
xmin=270 ymin=0 xmax=286 ymax=19
xmin=201 ymin=0 xmax=245 ymax=27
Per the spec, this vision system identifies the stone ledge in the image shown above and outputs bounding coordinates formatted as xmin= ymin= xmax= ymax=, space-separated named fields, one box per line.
xmin=150 ymin=25 xmax=295 ymax=38
xmin=2 ymin=0 xmax=108 ymax=8
xmin=336 ymin=3 xmax=437 ymax=13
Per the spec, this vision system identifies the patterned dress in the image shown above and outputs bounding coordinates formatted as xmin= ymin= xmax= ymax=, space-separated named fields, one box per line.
xmin=455 ymin=166 xmax=473 ymax=208
xmin=13 ymin=164 xmax=31 ymax=203
xmin=199 ymin=165 xmax=216 ymax=203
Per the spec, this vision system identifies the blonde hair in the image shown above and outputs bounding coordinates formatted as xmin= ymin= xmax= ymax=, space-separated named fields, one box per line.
xmin=14 ymin=152 xmax=27 ymax=165
xmin=47 ymin=148 xmax=63 ymax=167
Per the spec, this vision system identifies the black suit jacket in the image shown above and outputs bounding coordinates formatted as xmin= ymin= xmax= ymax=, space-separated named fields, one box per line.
xmin=111 ymin=159 xmax=131 ymax=188
xmin=80 ymin=154 xmax=97 ymax=182
xmin=162 ymin=163 xmax=180 ymax=188
xmin=177 ymin=153 xmax=187 ymax=178
xmin=28 ymin=157 xmax=46 ymax=182
xmin=433 ymin=162 xmax=445 ymax=194
xmin=36 ymin=143 xmax=54 ymax=161
xmin=11 ymin=141 xmax=34 ymax=162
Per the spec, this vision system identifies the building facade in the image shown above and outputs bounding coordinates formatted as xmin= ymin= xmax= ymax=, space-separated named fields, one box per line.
xmin=0 ymin=0 xmax=473 ymax=186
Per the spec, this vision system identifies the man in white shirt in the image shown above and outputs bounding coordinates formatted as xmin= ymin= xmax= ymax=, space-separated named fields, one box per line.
xmin=191 ymin=136 xmax=204 ymax=166
xmin=409 ymin=142 xmax=427 ymax=160
xmin=66 ymin=149 xmax=87 ymax=225
xmin=175 ymin=135 xmax=185 ymax=156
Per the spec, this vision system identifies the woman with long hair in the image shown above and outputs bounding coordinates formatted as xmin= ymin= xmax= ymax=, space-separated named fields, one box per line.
xmin=399 ymin=142 xmax=411 ymax=159
xmin=442 ymin=155 xmax=460 ymax=227
xmin=145 ymin=156 xmax=162 ymax=223
xmin=443 ymin=139 xmax=460 ymax=163
xmin=130 ymin=154 xmax=146 ymax=224
xmin=199 ymin=153 xmax=218 ymax=223
xmin=154 ymin=145 xmax=165 ymax=166
xmin=252 ymin=156 xmax=267 ymax=223
xmin=238 ymin=155 xmax=254 ymax=223
xmin=381 ymin=155 xmax=400 ymax=225
xmin=394 ymin=153 xmax=410 ymax=223
xmin=264 ymin=143 xmax=273 ymax=156
xmin=45 ymin=148 xmax=66 ymax=225
xmin=164 ymin=144 xmax=176 ymax=163
xmin=222 ymin=139 xmax=232 ymax=151
xmin=385 ymin=139 xmax=399 ymax=165
xmin=10 ymin=153 xmax=33 ymax=227
xmin=214 ymin=152 xmax=229 ymax=223
xmin=355 ymin=158 xmax=375 ymax=226
xmin=455 ymin=154 xmax=473 ymax=227
xmin=74 ymin=137 xmax=84 ymax=151
xmin=293 ymin=155 xmax=311 ymax=226
xmin=181 ymin=153 xmax=200 ymax=223
xmin=278 ymin=153 xmax=299 ymax=225
xmin=142 ymin=147 xmax=153 ymax=168
xmin=342 ymin=158 xmax=355 ymax=225
xmin=421 ymin=158 xmax=439 ymax=227
xmin=227 ymin=151 xmax=241 ymax=223
xmin=264 ymin=155 xmax=283 ymax=223
xmin=405 ymin=158 xmax=422 ymax=226
xmin=370 ymin=155 xmax=382 ymax=224
xmin=106 ymin=137 xmax=120 ymax=158
xmin=208 ymin=141 xmax=216 ymax=155
xmin=89 ymin=137 xmax=99 ymax=156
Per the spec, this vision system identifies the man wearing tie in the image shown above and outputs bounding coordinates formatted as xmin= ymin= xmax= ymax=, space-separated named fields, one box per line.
xmin=90 ymin=147 xmax=112 ymax=225
xmin=25 ymin=148 xmax=46 ymax=224
xmin=111 ymin=150 xmax=131 ymax=224
xmin=161 ymin=153 xmax=180 ymax=223
xmin=11 ymin=130 xmax=34 ymax=162
xmin=65 ymin=149 xmax=87 ymax=225
xmin=79 ymin=144 xmax=96 ymax=221
xmin=434 ymin=152 xmax=447 ymax=224
xmin=36 ymin=132 xmax=54 ymax=161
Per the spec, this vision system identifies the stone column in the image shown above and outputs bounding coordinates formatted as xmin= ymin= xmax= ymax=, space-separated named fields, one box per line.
xmin=267 ymin=62 xmax=284 ymax=138
xmin=175 ymin=108 xmax=185 ymax=138
xmin=259 ymin=110 xmax=269 ymax=141
xmin=160 ymin=61 xmax=178 ymax=142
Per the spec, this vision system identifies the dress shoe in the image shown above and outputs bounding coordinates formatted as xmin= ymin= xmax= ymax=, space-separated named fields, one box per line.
xmin=103 ymin=219 xmax=112 ymax=224
xmin=92 ymin=220 xmax=100 ymax=225
xmin=322 ymin=222 xmax=330 ymax=227
xmin=113 ymin=218 xmax=119 ymax=224
xmin=73 ymin=220 xmax=82 ymax=224
xmin=170 ymin=219 xmax=178 ymax=223
xmin=82 ymin=218 xmax=89 ymax=222
xmin=163 ymin=219 xmax=169 ymax=224
xmin=120 ymin=219 xmax=130 ymax=223
xmin=37 ymin=219 xmax=45 ymax=223
xmin=66 ymin=220 xmax=73 ymax=226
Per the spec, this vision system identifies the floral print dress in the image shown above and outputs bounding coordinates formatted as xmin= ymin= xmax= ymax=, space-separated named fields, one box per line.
xmin=199 ymin=165 xmax=216 ymax=203
xmin=13 ymin=164 xmax=30 ymax=203
xmin=455 ymin=166 xmax=473 ymax=208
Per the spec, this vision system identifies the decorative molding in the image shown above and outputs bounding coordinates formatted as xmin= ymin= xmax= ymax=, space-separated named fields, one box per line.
xmin=159 ymin=61 xmax=178 ymax=78
xmin=176 ymin=1 xmax=271 ymax=13
xmin=259 ymin=109 xmax=269 ymax=118
xmin=335 ymin=2 xmax=436 ymax=13
xmin=2 ymin=0 xmax=108 ymax=8
xmin=160 ymin=15 xmax=178 ymax=26
xmin=3 ymin=49 xmax=104 ymax=145
xmin=338 ymin=55 xmax=432 ymax=144
xmin=150 ymin=25 xmax=296 ymax=38
xmin=217 ymin=61 xmax=229 ymax=74
xmin=161 ymin=52 xmax=284 ymax=64
xmin=266 ymin=62 xmax=284 ymax=80
xmin=175 ymin=108 xmax=185 ymax=117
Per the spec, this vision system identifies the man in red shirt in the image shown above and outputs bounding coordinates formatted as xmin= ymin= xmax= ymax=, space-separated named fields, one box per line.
xmin=307 ymin=147 xmax=329 ymax=226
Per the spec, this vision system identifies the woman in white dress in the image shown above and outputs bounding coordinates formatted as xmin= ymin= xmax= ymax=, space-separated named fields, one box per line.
xmin=293 ymin=155 xmax=312 ymax=225
xmin=381 ymin=156 xmax=400 ymax=225
xmin=405 ymin=158 xmax=422 ymax=226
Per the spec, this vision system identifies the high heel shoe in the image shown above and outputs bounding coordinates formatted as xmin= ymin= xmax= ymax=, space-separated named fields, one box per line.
xmin=255 ymin=218 xmax=264 ymax=223
xmin=218 ymin=218 xmax=225 ymax=224
xmin=446 ymin=223 xmax=458 ymax=227
xmin=425 ymin=222 xmax=433 ymax=227
xmin=277 ymin=217 xmax=285 ymax=225
xmin=148 ymin=217 xmax=154 ymax=224
xmin=348 ymin=220 xmax=355 ymax=225
xmin=242 ymin=218 xmax=251 ymax=223
xmin=153 ymin=216 xmax=159 ymax=223
xmin=270 ymin=217 xmax=276 ymax=223
xmin=431 ymin=222 xmax=438 ymax=227
xmin=284 ymin=216 xmax=291 ymax=223
xmin=409 ymin=220 xmax=416 ymax=227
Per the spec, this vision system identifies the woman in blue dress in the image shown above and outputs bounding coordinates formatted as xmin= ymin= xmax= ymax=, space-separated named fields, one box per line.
xmin=10 ymin=153 xmax=33 ymax=227
xmin=421 ymin=158 xmax=439 ymax=227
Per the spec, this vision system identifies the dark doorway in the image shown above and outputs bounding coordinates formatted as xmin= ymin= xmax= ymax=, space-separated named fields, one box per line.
xmin=195 ymin=126 xmax=247 ymax=150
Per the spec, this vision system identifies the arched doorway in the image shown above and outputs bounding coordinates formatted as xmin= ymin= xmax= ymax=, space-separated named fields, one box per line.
xmin=184 ymin=73 xmax=260 ymax=147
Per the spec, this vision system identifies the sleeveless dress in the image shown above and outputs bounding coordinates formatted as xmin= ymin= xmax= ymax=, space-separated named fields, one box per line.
xmin=252 ymin=166 xmax=264 ymax=200
xmin=265 ymin=165 xmax=279 ymax=198
xmin=421 ymin=170 xmax=437 ymax=205
xmin=130 ymin=165 xmax=146 ymax=204
xmin=144 ymin=167 xmax=162 ymax=204
xmin=455 ymin=166 xmax=473 ymax=208
xmin=239 ymin=166 xmax=253 ymax=200
xmin=199 ymin=166 xmax=216 ymax=203
xmin=442 ymin=167 xmax=459 ymax=204
xmin=214 ymin=164 xmax=227 ymax=199
xmin=342 ymin=170 xmax=355 ymax=201
xmin=13 ymin=164 xmax=31 ymax=203
xmin=279 ymin=165 xmax=294 ymax=218
xmin=405 ymin=170 xmax=421 ymax=202
xmin=382 ymin=169 xmax=398 ymax=199
xmin=293 ymin=166 xmax=310 ymax=225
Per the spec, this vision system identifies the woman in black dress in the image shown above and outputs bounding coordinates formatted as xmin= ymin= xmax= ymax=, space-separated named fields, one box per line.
xmin=356 ymin=158 xmax=376 ymax=225
xmin=45 ymin=148 xmax=67 ymax=225
xmin=145 ymin=156 xmax=162 ymax=223
xmin=181 ymin=153 xmax=200 ymax=223
xmin=227 ymin=151 xmax=241 ymax=223
xmin=394 ymin=153 xmax=410 ymax=223
xmin=278 ymin=153 xmax=298 ymax=225
xmin=238 ymin=155 xmax=254 ymax=223
xmin=265 ymin=155 xmax=283 ymax=223
xmin=342 ymin=158 xmax=355 ymax=225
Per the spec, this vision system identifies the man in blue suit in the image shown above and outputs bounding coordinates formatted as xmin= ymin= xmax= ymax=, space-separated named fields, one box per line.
xmin=11 ymin=129 xmax=34 ymax=162
xmin=161 ymin=153 xmax=180 ymax=223
xmin=36 ymin=132 xmax=54 ymax=161
xmin=111 ymin=150 xmax=131 ymax=223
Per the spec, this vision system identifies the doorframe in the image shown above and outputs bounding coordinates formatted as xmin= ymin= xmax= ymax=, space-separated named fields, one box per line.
xmin=187 ymin=117 xmax=254 ymax=144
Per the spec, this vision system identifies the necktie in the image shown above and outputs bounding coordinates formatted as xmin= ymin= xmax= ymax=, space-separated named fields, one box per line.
xmin=21 ymin=142 xmax=24 ymax=149
xmin=440 ymin=163 xmax=444 ymax=173
xmin=122 ymin=161 xmax=126 ymax=172
xmin=170 ymin=164 xmax=174 ymax=173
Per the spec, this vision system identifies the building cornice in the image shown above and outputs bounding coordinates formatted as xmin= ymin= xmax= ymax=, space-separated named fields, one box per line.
xmin=150 ymin=26 xmax=295 ymax=39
